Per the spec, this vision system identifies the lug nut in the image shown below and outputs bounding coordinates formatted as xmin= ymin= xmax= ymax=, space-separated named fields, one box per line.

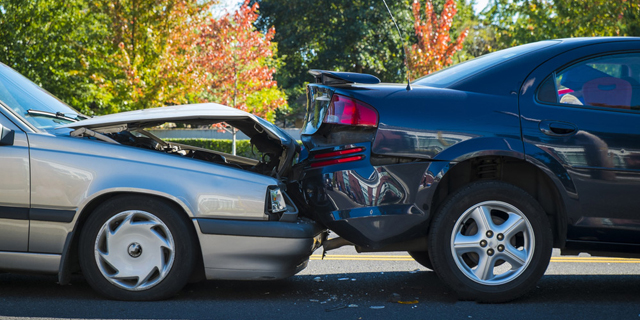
xmin=487 ymin=248 xmax=495 ymax=256
xmin=497 ymin=233 xmax=504 ymax=241
xmin=486 ymin=230 xmax=494 ymax=238
xmin=497 ymin=244 xmax=505 ymax=252
xmin=480 ymin=240 xmax=487 ymax=247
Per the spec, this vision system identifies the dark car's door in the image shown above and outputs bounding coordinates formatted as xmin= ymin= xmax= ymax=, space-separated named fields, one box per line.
xmin=520 ymin=41 xmax=640 ymax=245
xmin=0 ymin=111 xmax=30 ymax=251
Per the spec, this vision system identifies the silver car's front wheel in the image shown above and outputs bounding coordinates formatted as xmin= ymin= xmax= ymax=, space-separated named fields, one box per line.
xmin=80 ymin=195 xmax=196 ymax=301
xmin=94 ymin=210 xmax=175 ymax=291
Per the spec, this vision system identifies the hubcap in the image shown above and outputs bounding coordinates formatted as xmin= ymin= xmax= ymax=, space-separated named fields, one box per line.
xmin=450 ymin=201 xmax=535 ymax=286
xmin=94 ymin=210 xmax=175 ymax=291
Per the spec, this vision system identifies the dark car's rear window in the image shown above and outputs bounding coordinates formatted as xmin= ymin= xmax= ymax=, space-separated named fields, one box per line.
xmin=413 ymin=40 xmax=561 ymax=88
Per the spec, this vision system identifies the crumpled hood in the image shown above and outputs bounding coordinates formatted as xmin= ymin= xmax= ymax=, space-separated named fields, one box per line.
xmin=62 ymin=103 xmax=299 ymax=178
xmin=61 ymin=103 xmax=295 ymax=146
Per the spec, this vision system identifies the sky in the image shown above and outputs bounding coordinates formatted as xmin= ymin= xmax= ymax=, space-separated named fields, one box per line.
xmin=474 ymin=0 xmax=491 ymax=13
xmin=211 ymin=0 xmax=241 ymax=17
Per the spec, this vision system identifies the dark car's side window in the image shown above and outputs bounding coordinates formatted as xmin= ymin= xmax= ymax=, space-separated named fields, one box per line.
xmin=538 ymin=53 xmax=640 ymax=110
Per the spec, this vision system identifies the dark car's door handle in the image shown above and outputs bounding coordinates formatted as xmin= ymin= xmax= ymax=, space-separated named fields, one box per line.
xmin=539 ymin=121 xmax=577 ymax=136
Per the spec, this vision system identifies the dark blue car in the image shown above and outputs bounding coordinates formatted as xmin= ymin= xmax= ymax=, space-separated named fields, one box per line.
xmin=296 ymin=37 xmax=640 ymax=302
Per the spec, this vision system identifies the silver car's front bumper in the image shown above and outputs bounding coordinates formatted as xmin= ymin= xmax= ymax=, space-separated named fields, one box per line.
xmin=193 ymin=218 xmax=325 ymax=280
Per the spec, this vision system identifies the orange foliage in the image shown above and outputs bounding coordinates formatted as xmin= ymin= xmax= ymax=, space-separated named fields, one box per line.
xmin=408 ymin=0 xmax=468 ymax=78
xmin=196 ymin=0 xmax=285 ymax=119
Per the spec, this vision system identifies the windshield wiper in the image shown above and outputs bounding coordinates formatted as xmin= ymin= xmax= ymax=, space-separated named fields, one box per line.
xmin=26 ymin=109 xmax=82 ymax=122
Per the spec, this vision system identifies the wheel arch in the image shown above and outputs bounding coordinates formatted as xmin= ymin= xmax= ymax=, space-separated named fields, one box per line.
xmin=430 ymin=155 xmax=569 ymax=248
xmin=58 ymin=191 xmax=205 ymax=285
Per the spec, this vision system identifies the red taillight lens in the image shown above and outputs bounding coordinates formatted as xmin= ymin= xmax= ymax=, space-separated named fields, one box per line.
xmin=324 ymin=94 xmax=378 ymax=127
xmin=310 ymin=147 xmax=366 ymax=168
xmin=312 ymin=147 xmax=365 ymax=159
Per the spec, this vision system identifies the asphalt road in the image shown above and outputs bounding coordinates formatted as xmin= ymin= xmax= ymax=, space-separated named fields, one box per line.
xmin=1 ymin=248 xmax=639 ymax=320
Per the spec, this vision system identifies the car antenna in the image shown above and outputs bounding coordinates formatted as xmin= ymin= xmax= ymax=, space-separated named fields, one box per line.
xmin=382 ymin=0 xmax=412 ymax=91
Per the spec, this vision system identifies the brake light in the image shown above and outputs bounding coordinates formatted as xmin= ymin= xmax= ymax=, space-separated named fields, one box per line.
xmin=324 ymin=94 xmax=378 ymax=127
xmin=310 ymin=147 xmax=366 ymax=168
xmin=312 ymin=147 xmax=365 ymax=159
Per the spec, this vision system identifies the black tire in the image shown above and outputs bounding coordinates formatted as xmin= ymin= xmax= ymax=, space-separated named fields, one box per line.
xmin=428 ymin=181 xmax=552 ymax=303
xmin=79 ymin=195 xmax=197 ymax=301
xmin=408 ymin=251 xmax=433 ymax=270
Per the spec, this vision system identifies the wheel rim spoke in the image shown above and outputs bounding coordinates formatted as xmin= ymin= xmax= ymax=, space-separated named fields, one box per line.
xmin=469 ymin=205 xmax=494 ymax=234
xmin=500 ymin=245 xmax=527 ymax=269
xmin=453 ymin=233 xmax=483 ymax=255
xmin=474 ymin=253 xmax=495 ymax=281
xmin=94 ymin=210 xmax=175 ymax=291
xmin=496 ymin=213 xmax=526 ymax=239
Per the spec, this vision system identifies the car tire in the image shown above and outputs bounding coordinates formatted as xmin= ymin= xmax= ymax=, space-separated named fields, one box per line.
xmin=79 ymin=195 xmax=197 ymax=301
xmin=408 ymin=251 xmax=433 ymax=270
xmin=428 ymin=180 xmax=552 ymax=303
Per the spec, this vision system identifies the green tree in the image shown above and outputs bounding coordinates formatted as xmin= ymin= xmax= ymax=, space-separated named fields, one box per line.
xmin=485 ymin=0 xmax=640 ymax=50
xmin=0 ymin=0 xmax=216 ymax=116
xmin=0 ymin=0 xmax=109 ymax=113
xmin=253 ymin=0 xmax=475 ymax=127
xmin=252 ymin=0 xmax=414 ymax=126
xmin=88 ymin=0 xmax=213 ymax=114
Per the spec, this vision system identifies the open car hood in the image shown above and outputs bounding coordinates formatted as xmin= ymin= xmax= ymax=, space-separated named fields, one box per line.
xmin=61 ymin=103 xmax=299 ymax=177
xmin=62 ymin=103 xmax=294 ymax=145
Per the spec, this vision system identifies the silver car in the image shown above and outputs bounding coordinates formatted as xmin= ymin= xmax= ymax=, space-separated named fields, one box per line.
xmin=0 ymin=62 xmax=324 ymax=300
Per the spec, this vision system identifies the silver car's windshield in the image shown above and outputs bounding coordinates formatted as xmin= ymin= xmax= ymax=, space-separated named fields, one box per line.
xmin=0 ymin=63 xmax=84 ymax=132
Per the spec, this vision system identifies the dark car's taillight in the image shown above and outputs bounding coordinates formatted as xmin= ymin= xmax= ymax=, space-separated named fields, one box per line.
xmin=310 ymin=147 xmax=365 ymax=168
xmin=324 ymin=94 xmax=378 ymax=127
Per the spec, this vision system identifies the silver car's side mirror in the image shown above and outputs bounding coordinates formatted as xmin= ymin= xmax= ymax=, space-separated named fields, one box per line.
xmin=0 ymin=123 xmax=15 ymax=146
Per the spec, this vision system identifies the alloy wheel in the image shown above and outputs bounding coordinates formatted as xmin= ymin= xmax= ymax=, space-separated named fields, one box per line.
xmin=450 ymin=200 xmax=535 ymax=286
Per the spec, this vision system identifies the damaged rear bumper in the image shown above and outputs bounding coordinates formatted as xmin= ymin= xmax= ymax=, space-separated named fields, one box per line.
xmin=193 ymin=218 xmax=325 ymax=280
xmin=302 ymin=160 xmax=440 ymax=250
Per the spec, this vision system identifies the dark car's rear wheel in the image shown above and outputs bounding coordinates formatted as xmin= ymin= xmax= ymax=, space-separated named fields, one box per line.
xmin=428 ymin=181 xmax=552 ymax=303
xmin=79 ymin=195 xmax=197 ymax=300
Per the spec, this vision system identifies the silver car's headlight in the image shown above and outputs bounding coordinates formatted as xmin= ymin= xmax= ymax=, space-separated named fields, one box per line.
xmin=269 ymin=187 xmax=287 ymax=214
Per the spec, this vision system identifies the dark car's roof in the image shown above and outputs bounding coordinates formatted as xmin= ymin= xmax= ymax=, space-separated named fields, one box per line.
xmin=434 ymin=37 xmax=640 ymax=95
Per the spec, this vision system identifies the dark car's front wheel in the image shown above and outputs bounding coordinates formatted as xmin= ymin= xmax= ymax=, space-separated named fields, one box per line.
xmin=79 ymin=195 xmax=197 ymax=300
xmin=428 ymin=181 xmax=552 ymax=303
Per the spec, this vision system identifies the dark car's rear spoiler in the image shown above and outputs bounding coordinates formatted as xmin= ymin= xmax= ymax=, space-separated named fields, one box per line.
xmin=309 ymin=70 xmax=381 ymax=85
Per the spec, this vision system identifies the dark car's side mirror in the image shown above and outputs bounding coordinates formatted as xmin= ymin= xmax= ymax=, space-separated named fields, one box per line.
xmin=0 ymin=123 xmax=15 ymax=146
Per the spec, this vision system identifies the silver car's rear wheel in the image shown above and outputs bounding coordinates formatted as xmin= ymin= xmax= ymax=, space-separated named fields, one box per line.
xmin=80 ymin=195 xmax=197 ymax=301
xmin=94 ymin=210 xmax=175 ymax=291
xmin=450 ymin=201 xmax=534 ymax=286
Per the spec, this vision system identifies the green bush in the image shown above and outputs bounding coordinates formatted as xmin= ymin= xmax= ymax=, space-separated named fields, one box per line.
xmin=166 ymin=139 xmax=261 ymax=159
